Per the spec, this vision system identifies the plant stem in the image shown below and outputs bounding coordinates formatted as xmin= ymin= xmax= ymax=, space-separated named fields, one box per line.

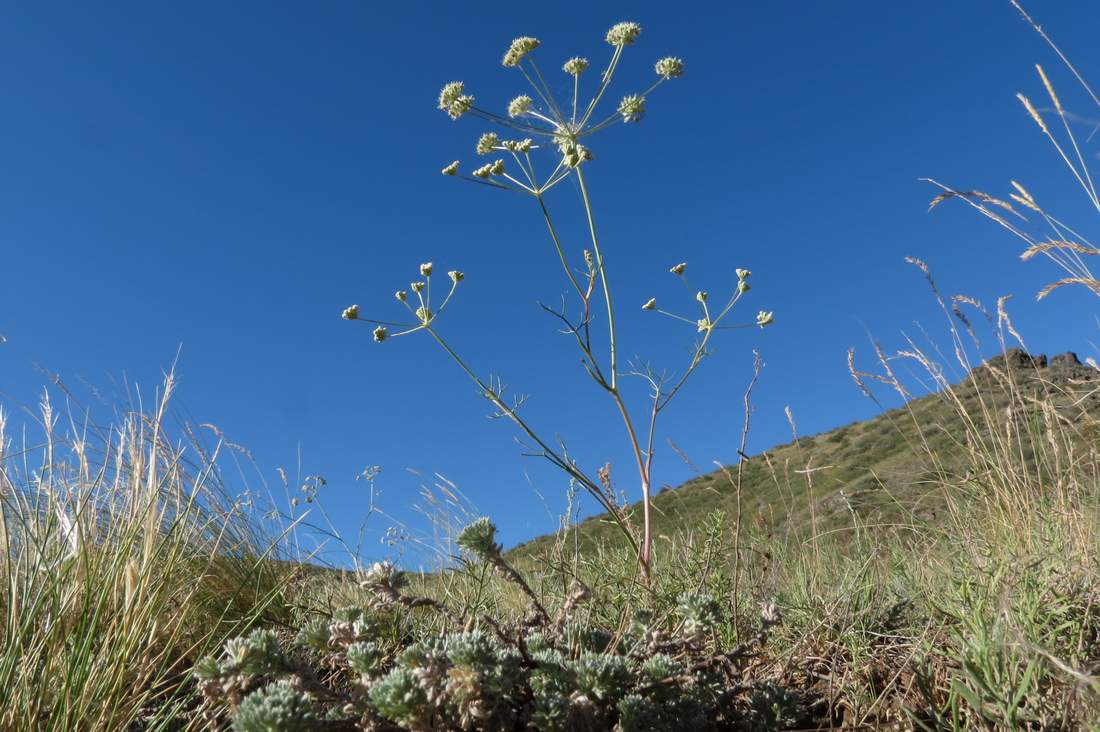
xmin=422 ymin=325 xmax=637 ymax=554
xmin=574 ymin=167 xmax=618 ymax=389
xmin=536 ymin=195 xmax=586 ymax=302
xmin=576 ymin=164 xmax=657 ymax=580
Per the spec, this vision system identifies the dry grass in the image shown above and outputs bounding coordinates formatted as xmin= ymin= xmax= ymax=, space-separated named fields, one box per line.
xmin=0 ymin=375 xmax=298 ymax=730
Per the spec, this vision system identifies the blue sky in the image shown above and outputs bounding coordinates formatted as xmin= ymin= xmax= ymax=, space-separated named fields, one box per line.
xmin=3 ymin=2 xmax=1099 ymax=566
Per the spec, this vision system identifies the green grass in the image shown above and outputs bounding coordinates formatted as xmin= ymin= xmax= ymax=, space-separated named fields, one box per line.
xmin=3 ymin=341 xmax=1098 ymax=730
xmin=0 ymin=378 xmax=301 ymax=730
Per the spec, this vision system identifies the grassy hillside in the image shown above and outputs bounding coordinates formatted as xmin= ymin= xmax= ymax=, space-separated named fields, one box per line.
xmin=511 ymin=348 xmax=1100 ymax=557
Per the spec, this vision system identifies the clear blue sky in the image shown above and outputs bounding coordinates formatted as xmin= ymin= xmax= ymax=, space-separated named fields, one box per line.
xmin=3 ymin=2 xmax=1099 ymax=566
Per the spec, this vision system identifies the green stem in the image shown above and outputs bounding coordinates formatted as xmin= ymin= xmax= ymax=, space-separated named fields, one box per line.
xmin=536 ymin=195 xmax=586 ymax=302
xmin=574 ymin=166 xmax=618 ymax=389
xmin=422 ymin=325 xmax=637 ymax=554
xmin=575 ymin=164 xmax=656 ymax=579
xmin=580 ymin=46 xmax=623 ymax=128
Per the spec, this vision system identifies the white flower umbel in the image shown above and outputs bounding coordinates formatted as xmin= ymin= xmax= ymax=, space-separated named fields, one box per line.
xmin=476 ymin=133 xmax=499 ymax=155
xmin=563 ymin=57 xmax=589 ymax=75
xmin=507 ymin=94 xmax=533 ymax=118
xmin=654 ymin=57 xmax=684 ymax=79
xmin=438 ymin=81 xmax=474 ymax=120
xmin=502 ymin=36 xmax=540 ymax=67
xmin=606 ymin=22 xmax=642 ymax=46
xmin=433 ymin=20 xmax=681 ymax=197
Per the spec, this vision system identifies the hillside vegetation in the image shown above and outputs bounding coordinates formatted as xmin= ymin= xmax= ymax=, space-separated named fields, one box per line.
xmin=512 ymin=348 xmax=1100 ymax=559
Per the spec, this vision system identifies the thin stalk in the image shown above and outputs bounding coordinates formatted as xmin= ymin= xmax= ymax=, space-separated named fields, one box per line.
xmin=580 ymin=46 xmax=623 ymax=128
xmin=575 ymin=164 xmax=656 ymax=577
xmin=574 ymin=166 xmax=618 ymax=388
xmin=422 ymin=325 xmax=637 ymax=553
xmin=519 ymin=65 xmax=564 ymax=128
xmin=528 ymin=58 xmax=566 ymax=126
xmin=536 ymin=195 xmax=586 ymax=301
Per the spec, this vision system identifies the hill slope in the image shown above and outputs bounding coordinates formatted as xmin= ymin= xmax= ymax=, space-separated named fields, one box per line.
xmin=511 ymin=348 xmax=1100 ymax=557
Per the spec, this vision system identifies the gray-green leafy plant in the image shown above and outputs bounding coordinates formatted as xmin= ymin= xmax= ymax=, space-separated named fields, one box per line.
xmin=342 ymin=21 xmax=773 ymax=582
xmin=194 ymin=517 xmax=789 ymax=731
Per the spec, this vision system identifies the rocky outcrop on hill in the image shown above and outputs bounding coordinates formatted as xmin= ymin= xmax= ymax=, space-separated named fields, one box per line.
xmin=976 ymin=348 xmax=1095 ymax=385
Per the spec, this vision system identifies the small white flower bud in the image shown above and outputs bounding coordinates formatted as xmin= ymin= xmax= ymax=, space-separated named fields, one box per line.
xmin=736 ymin=268 xmax=752 ymax=280
xmin=738 ymin=280 xmax=751 ymax=293
xmin=562 ymin=144 xmax=593 ymax=169
xmin=395 ymin=290 xmax=408 ymax=302
xmin=438 ymin=81 xmax=474 ymax=120
xmin=342 ymin=304 xmax=359 ymax=320
xmin=563 ymin=57 xmax=589 ymax=75
xmin=655 ymin=57 xmax=685 ymax=79
xmin=756 ymin=310 xmax=774 ymax=327
xmin=415 ymin=306 xmax=432 ymax=323
xmin=669 ymin=262 xmax=687 ymax=275
xmin=442 ymin=160 xmax=459 ymax=176
xmin=503 ymin=138 xmax=533 ymax=153
xmin=373 ymin=326 xmax=388 ymax=342
xmin=507 ymin=94 xmax=533 ymax=118
xmin=617 ymin=94 xmax=646 ymax=123
xmin=503 ymin=36 xmax=540 ymax=67
xmin=476 ymin=132 xmax=499 ymax=155
xmin=606 ymin=22 xmax=642 ymax=46
xmin=489 ymin=159 xmax=505 ymax=175
xmin=410 ymin=281 xmax=425 ymax=293
xmin=420 ymin=262 xmax=433 ymax=277
xmin=472 ymin=162 xmax=494 ymax=179
xmin=642 ymin=298 xmax=656 ymax=311
xmin=697 ymin=318 xmax=711 ymax=332
xmin=696 ymin=291 xmax=708 ymax=303
xmin=448 ymin=270 xmax=464 ymax=284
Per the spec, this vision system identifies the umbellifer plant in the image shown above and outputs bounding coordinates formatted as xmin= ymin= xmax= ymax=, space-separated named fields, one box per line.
xmin=342 ymin=22 xmax=773 ymax=581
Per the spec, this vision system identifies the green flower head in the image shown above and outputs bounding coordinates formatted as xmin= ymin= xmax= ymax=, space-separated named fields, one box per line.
xmin=457 ymin=517 xmax=501 ymax=559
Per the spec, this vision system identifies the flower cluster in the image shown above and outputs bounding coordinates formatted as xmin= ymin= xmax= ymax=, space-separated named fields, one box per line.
xmin=606 ymin=21 xmax=642 ymax=46
xmin=643 ymin=263 xmax=775 ymax=335
xmin=341 ymin=261 xmax=465 ymax=343
xmin=655 ymin=56 xmax=685 ymax=79
xmin=563 ymin=57 xmax=589 ymax=75
xmin=435 ymin=21 xmax=684 ymax=195
xmin=618 ymin=94 xmax=646 ymax=123
xmin=437 ymin=81 xmax=473 ymax=120
xmin=502 ymin=36 xmax=540 ymax=67
xmin=456 ymin=516 xmax=502 ymax=559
